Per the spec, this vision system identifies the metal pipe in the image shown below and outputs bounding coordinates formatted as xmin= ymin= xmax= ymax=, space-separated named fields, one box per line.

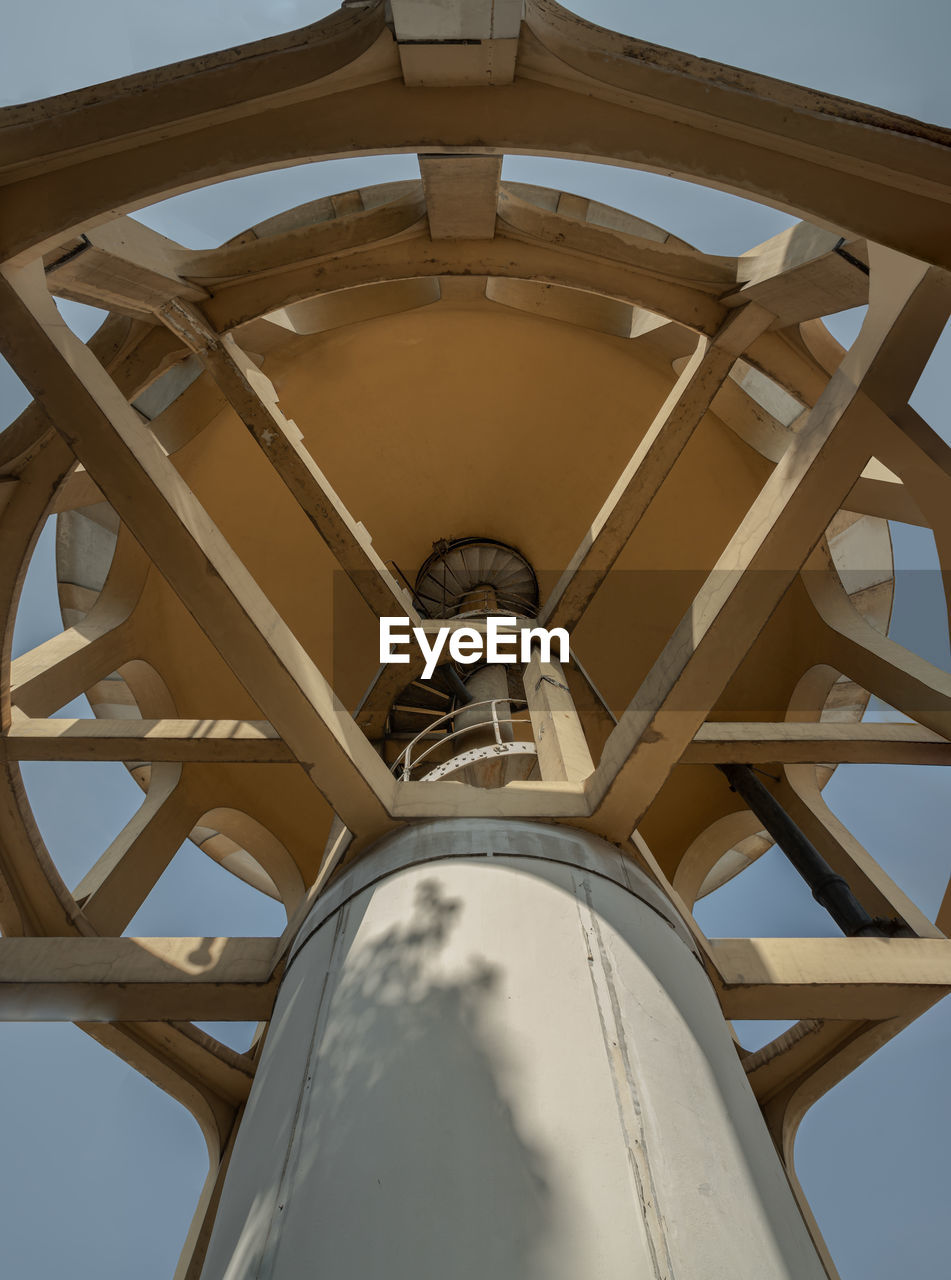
xmin=716 ymin=763 xmax=896 ymax=937
xmin=444 ymin=664 xmax=474 ymax=705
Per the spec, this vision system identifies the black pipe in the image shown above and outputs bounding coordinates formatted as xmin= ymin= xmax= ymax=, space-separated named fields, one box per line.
xmin=716 ymin=763 xmax=897 ymax=937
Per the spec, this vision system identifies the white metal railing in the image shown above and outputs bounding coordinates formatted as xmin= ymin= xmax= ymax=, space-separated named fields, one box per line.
xmin=397 ymin=697 xmax=533 ymax=780
xmin=417 ymin=593 xmax=536 ymax=619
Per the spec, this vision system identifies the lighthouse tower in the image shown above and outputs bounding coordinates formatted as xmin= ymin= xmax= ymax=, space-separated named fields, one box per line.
xmin=0 ymin=4 xmax=949 ymax=1277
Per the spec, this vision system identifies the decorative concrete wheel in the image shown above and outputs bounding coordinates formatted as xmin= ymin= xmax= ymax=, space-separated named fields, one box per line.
xmin=0 ymin=3 xmax=949 ymax=1277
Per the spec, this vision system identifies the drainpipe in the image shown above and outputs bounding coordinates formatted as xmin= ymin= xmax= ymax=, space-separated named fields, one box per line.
xmin=717 ymin=763 xmax=903 ymax=937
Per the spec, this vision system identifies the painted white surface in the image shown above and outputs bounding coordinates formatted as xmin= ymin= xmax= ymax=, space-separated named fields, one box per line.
xmin=202 ymin=820 xmax=825 ymax=1279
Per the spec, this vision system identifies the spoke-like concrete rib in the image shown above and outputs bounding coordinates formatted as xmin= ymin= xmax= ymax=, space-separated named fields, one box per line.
xmin=587 ymin=250 xmax=951 ymax=842
xmin=159 ymin=297 xmax=418 ymax=624
xmin=0 ymin=261 xmax=397 ymax=841
xmin=541 ymin=304 xmax=773 ymax=630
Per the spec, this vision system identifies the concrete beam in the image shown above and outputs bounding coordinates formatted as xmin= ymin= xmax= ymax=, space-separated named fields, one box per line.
xmin=10 ymin=619 xmax=133 ymax=717
xmin=767 ymin=759 xmax=944 ymax=940
xmin=75 ymin=765 xmax=197 ymax=935
xmin=44 ymin=217 xmax=207 ymax=318
xmin=844 ymin=467 xmax=927 ymax=526
xmin=522 ymin=649 xmax=594 ymax=782
xmin=211 ymin=235 xmax=726 ymax=338
xmin=803 ymin=543 xmax=951 ymax=742
xmin=712 ymin=937 xmax=951 ymax=1019
xmin=0 ymin=936 xmax=279 ymax=1021
xmin=937 ymin=879 xmax=951 ymax=936
xmin=419 ymin=155 xmax=501 ymax=239
xmin=50 ymin=466 xmax=105 ymax=512
xmin=182 ymin=188 xmax=428 ymax=288
xmin=6 ymin=716 xmax=293 ymax=762
xmin=723 ymin=222 xmax=869 ymax=327
xmin=389 ymin=775 xmax=590 ymax=821
xmin=391 ymin=0 xmax=522 ymax=85
xmin=0 ymin=260 xmax=397 ymax=841
xmin=158 ymin=299 xmax=417 ymax=624
xmin=541 ymin=304 xmax=773 ymax=631
xmin=683 ymin=721 xmax=951 ymax=765
xmin=588 ymin=249 xmax=951 ymax=842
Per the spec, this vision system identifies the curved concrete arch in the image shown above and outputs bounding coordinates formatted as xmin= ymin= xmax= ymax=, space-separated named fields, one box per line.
xmin=0 ymin=435 xmax=101 ymax=936
xmin=191 ymin=807 xmax=305 ymax=913
xmin=200 ymin=221 xmax=730 ymax=337
xmin=0 ymin=2 xmax=949 ymax=264
xmin=675 ymin=809 xmax=765 ymax=907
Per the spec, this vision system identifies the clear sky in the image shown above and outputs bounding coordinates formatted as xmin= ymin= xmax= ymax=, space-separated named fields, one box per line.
xmin=0 ymin=2 xmax=949 ymax=1276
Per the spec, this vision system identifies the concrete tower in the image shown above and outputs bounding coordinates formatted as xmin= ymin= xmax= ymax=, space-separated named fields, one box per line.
xmin=0 ymin=3 xmax=949 ymax=1277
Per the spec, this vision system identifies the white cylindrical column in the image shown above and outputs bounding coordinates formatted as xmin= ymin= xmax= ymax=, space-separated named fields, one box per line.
xmin=456 ymin=663 xmax=513 ymax=743
xmin=201 ymin=820 xmax=826 ymax=1280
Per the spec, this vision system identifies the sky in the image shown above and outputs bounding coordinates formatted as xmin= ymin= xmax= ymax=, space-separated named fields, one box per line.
xmin=0 ymin=1 xmax=950 ymax=1276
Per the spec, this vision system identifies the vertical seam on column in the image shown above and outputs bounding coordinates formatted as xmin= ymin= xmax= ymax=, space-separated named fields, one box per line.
xmin=255 ymin=900 xmax=350 ymax=1280
xmin=574 ymin=874 xmax=675 ymax=1280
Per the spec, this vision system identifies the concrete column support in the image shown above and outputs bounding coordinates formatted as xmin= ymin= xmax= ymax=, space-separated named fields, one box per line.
xmin=522 ymin=649 xmax=594 ymax=781
xmin=200 ymin=819 xmax=826 ymax=1280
